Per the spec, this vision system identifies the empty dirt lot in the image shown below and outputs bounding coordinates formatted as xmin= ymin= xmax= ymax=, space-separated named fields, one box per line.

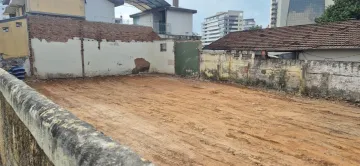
xmin=30 ymin=75 xmax=360 ymax=166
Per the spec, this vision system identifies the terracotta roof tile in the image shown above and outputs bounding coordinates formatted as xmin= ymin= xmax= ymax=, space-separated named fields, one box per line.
xmin=205 ymin=20 xmax=360 ymax=51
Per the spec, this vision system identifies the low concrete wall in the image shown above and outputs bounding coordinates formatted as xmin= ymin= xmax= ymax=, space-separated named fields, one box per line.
xmin=0 ymin=69 xmax=153 ymax=166
xmin=201 ymin=51 xmax=360 ymax=102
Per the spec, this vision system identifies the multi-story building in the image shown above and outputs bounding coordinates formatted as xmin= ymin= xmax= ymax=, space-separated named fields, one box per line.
xmin=243 ymin=18 xmax=256 ymax=30
xmin=202 ymin=10 xmax=244 ymax=46
xmin=0 ymin=5 xmax=9 ymax=20
xmin=275 ymin=0 xmax=334 ymax=27
xmin=2 ymin=0 xmax=126 ymax=23
xmin=270 ymin=0 xmax=278 ymax=27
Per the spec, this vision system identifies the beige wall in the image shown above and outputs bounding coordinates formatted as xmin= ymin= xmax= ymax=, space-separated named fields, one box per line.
xmin=299 ymin=50 xmax=360 ymax=62
xmin=0 ymin=18 xmax=29 ymax=59
xmin=26 ymin=0 xmax=85 ymax=17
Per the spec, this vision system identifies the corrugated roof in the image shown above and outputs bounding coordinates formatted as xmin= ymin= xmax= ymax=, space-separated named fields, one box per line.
xmin=125 ymin=0 xmax=170 ymax=11
xmin=205 ymin=20 xmax=360 ymax=51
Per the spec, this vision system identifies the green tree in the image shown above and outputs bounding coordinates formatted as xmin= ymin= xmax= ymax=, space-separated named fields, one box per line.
xmin=316 ymin=0 xmax=360 ymax=23
xmin=248 ymin=25 xmax=262 ymax=31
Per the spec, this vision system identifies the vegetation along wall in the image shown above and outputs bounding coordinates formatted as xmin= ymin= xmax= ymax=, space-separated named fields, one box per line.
xmin=201 ymin=51 xmax=360 ymax=102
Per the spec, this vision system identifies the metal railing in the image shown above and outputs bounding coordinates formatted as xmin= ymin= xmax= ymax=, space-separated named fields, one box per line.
xmin=153 ymin=22 xmax=171 ymax=35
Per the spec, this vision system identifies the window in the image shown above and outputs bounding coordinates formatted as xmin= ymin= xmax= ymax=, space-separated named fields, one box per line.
xmin=2 ymin=27 xmax=9 ymax=32
xmin=160 ymin=43 xmax=167 ymax=52
xmin=16 ymin=22 xmax=22 ymax=27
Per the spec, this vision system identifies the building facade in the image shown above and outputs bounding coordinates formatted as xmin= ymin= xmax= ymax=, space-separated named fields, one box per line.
xmin=2 ymin=0 xmax=125 ymax=23
xmin=270 ymin=0 xmax=278 ymax=27
xmin=0 ymin=5 xmax=9 ymax=20
xmin=202 ymin=10 xmax=244 ymax=46
xmin=244 ymin=18 xmax=256 ymax=30
xmin=131 ymin=7 xmax=197 ymax=37
xmin=275 ymin=0 xmax=334 ymax=27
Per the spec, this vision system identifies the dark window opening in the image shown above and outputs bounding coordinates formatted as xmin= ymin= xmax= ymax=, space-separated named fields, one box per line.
xmin=16 ymin=22 xmax=22 ymax=27
xmin=160 ymin=43 xmax=167 ymax=52
xmin=2 ymin=27 xmax=9 ymax=32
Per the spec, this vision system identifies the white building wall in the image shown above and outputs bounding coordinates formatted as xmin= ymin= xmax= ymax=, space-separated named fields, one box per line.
xmin=31 ymin=38 xmax=175 ymax=79
xmin=133 ymin=13 xmax=153 ymax=28
xmin=299 ymin=49 xmax=360 ymax=62
xmin=202 ymin=10 xmax=243 ymax=46
xmin=277 ymin=0 xmax=290 ymax=27
xmin=83 ymin=40 xmax=153 ymax=76
xmin=151 ymin=40 xmax=175 ymax=74
xmin=31 ymin=38 xmax=83 ymax=79
xmin=0 ymin=5 xmax=9 ymax=20
xmin=166 ymin=10 xmax=193 ymax=36
xmin=85 ymin=0 xmax=115 ymax=23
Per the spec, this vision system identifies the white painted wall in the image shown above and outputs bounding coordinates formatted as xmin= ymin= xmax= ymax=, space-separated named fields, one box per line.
xmin=299 ymin=49 xmax=360 ymax=62
xmin=31 ymin=38 xmax=83 ymax=79
xmin=31 ymin=38 xmax=175 ymax=79
xmin=0 ymin=5 xmax=9 ymax=20
xmin=150 ymin=40 xmax=175 ymax=74
xmin=84 ymin=39 xmax=175 ymax=76
xmin=166 ymin=10 xmax=193 ymax=36
xmin=84 ymin=39 xmax=153 ymax=76
xmin=133 ymin=13 xmax=153 ymax=28
xmin=85 ymin=0 xmax=115 ymax=23
xmin=276 ymin=0 xmax=290 ymax=27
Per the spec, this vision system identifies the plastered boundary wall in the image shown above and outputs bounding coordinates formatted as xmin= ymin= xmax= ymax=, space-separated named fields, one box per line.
xmin=30 ymin=38 xmax=175 ymax=79
xmin=27 ymin=15 xmax=174 ymax=79
xmin=0 ymin=69 xmax=153 ymax=166
xmin=201 ymin=51 xmax=360 ymax=102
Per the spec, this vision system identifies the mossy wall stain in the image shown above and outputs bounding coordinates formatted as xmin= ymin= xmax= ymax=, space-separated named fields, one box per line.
xmin=0 ymin=94 xmax=54 ymax=166
xmin=201 ymin=52 xmax=360 ymax=103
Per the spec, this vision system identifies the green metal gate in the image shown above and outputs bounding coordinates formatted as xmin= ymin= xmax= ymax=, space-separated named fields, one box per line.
xmin=174 ymin=41 xmax=201 ymax=77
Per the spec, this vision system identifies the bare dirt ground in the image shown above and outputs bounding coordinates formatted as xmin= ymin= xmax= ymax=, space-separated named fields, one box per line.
xmin=30 ymin=75 xmax=360 ymax=166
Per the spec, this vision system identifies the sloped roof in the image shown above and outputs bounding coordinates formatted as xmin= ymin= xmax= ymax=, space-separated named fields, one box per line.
xmin=125 ymin=0 xmax=170 ymax=11
xmin=205 ymin=20 xmax=360 ymax=51
xmin=28 ymin=15 xmax=160 ymax=42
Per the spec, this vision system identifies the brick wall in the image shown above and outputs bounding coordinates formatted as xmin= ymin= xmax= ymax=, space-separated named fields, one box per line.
xmin=27 ymin=15 xmax=160 ymax=42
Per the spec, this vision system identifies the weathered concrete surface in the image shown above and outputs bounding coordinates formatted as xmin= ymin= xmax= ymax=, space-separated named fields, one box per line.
xmin=0 ymin=68 xmax=153 ymax=166
xmin=201 ymin=51 xmax=360 ymax=102
xmin=201 ymin=52 xmax=303 ymax=92
xmin=0 ymin=94 xmax=54 ymax=166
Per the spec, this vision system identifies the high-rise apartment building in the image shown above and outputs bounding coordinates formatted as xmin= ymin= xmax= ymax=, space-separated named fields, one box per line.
xmin=270 ymin=0 xmax=278 ymax=27
xmin=202 ymin=10 xmax=244 ymax=46
xmin=244 ymin=19 xmax=256 ymax=30
xmin=273 ymin=0 xmax=334 ymax=27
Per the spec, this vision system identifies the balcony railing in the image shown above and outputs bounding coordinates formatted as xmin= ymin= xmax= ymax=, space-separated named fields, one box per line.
xmin=153 ymin=22 xmax=171 ymax=35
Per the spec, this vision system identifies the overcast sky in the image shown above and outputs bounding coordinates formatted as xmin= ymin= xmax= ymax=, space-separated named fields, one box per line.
xmin=115 ymin=0 xmax=271 ymax=33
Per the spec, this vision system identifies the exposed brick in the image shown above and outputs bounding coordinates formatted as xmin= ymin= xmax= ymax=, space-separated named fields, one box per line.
xmin=27 ymin=15 xmax=160 ymax=42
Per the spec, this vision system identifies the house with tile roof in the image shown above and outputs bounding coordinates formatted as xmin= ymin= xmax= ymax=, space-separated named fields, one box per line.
xmin=205 ymin=20 xmax=360 ymax=62
xmin=2 ymin=0 xmax=126 ymax=23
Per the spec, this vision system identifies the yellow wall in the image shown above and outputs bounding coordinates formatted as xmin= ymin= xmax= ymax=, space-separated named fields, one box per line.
xmin=26 ymin=0 xmax=85 ymax=17
xmin=0 ymin=19 xmax=29 ymax=59
xmin=201 ymin=53 xmax=303 ymax=91
xmin=15 ymin=7 xmax=24 ymax=17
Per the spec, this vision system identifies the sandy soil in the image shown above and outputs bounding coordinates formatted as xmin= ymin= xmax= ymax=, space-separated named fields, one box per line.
xmin=30 ymin=75 xmax=360 ymax=166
